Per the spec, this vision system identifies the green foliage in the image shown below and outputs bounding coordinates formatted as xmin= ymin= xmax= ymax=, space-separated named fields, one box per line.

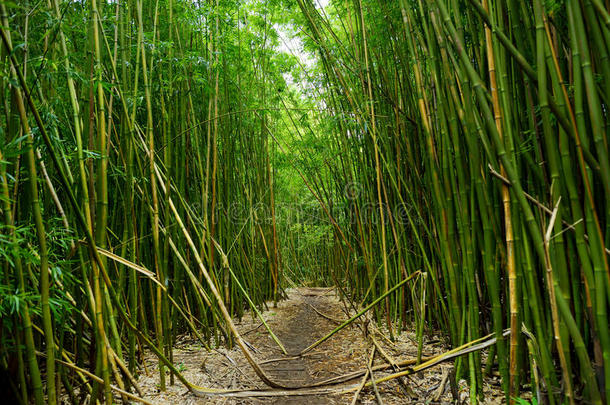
xmin=0 ymin=285 xmax=37 ymax=317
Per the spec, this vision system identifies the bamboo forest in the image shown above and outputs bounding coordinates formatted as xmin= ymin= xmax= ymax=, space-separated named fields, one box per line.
xmin=1 ymin=0 xmax=610 ymax=403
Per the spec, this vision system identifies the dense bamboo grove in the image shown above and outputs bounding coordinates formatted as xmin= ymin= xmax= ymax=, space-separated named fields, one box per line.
xmin=1 ymin=0 xmax=610 ymax=404
xmin=294 ymin=0 xmax=610 ymax=403
xmin=0 ymin=0 xmax=301 ymax=403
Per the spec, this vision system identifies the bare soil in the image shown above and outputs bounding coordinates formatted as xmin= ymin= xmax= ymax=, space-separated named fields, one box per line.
xmin=138 ymin=288 xmax=505 ymax=404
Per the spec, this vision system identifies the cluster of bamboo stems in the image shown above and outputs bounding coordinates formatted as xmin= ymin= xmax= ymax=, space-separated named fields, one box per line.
xmin=0 ymin=0 xmax=286 ymax=403
xmin=294 ymin=0 xmax=610 ymax=403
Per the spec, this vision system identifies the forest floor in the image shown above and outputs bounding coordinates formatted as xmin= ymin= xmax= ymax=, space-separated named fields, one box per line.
xmin=139 ymin=288 xmax=506 ymax=404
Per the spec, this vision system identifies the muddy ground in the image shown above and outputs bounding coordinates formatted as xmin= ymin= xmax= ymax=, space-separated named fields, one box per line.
xmin=138 ymin=288 xmax=506 ymax=404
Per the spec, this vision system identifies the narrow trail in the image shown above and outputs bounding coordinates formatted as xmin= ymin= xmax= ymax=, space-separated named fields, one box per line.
xmin=266 ymin=290 xmax=332 ymax=404
xmin=139 ymin=288 xmax=505 ymax=404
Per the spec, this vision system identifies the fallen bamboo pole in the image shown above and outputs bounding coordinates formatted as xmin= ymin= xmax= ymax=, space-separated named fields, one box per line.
xmin=189 ymin=329 xmax=511 ymax=398
xmin=300 ymin=272 xmax=421 ymax=355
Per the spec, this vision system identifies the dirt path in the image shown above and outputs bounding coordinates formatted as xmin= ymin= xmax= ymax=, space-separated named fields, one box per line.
xmin=139 ymin=288 xmax=505 ymax=404
xmin=265 ymin=290 xmax=332 ymax=404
